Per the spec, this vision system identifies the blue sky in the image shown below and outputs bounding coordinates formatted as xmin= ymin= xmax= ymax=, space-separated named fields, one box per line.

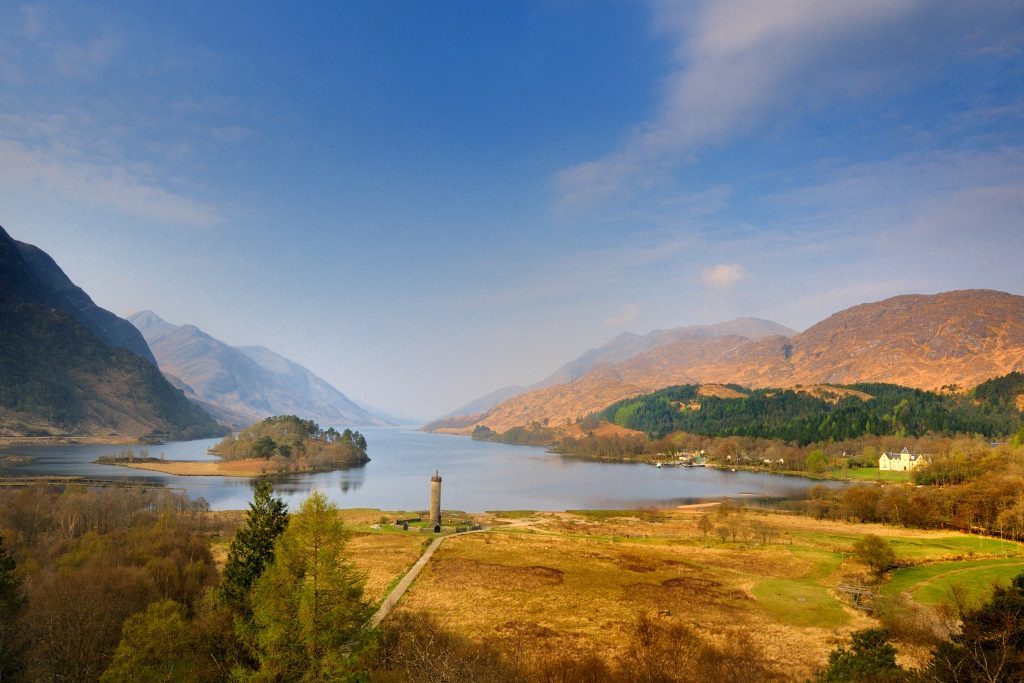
xmin=2 ymin=1 xmax=1023 ymax=420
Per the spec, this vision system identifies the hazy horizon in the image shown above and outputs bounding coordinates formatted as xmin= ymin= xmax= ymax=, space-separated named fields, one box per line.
xmin=3 ymin=2 xmax=1023 ymax=419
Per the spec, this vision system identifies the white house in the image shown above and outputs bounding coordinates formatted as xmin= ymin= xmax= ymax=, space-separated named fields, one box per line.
xmin=878 ymin=447 xmax=927 ymax=472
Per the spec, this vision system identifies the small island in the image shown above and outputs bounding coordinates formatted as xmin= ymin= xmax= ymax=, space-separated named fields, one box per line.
xmin=97 ymin=415 xmax=370 ymax=477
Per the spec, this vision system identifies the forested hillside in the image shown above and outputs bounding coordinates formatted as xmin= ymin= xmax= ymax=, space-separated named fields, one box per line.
xmin=587 ymin=374 xmax=1024 ymax=445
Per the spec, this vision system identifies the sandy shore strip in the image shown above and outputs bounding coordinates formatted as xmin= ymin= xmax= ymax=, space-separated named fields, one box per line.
xmin=675 ymin=501 xmax=723 ymax=510
xmin=104 ymin=458 xmax=281 ymax=478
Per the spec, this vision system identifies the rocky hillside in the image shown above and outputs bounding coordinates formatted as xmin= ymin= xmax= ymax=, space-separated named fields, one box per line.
xmin=0 ymin=226 xmax=225 ymax=439
xmin=427 ymin=317 xmax=794 ymax=430
xmin=130 ymin=311 xmax=390 ymax=428
xmin=786 ymin=291 xmax=1024 ymax=388
xmin=435 ymin=290 xmax=1024 ymax=434
xmin=535 ymin=317 xmax=795 ymax=388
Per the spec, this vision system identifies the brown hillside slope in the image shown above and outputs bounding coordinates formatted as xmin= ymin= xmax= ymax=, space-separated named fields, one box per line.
xmin=448 ymin=290 xmax=1024 ymax=433
xmin=787 ymin=290 xmax=1024 ymax=388
xmin=475 ymin=364 xmax=650 ymax=431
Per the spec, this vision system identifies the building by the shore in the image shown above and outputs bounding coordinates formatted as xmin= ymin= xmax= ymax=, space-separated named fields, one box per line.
xmin=878 ymin=447 xmax=927 ymax=472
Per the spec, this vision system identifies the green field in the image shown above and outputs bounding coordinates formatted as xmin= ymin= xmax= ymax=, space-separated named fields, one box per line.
xmin=833 ymin=467 xmax=911 ymax=482
xmin=882 ymin=557 xmax=1024 ymax=606
xmin=753 ymin=577 xmax=849 ymax=628
xmin=786 ymin=529 xmax=1018 ymax=559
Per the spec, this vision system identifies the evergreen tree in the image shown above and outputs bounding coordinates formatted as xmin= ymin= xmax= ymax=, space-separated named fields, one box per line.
xmin=815 ymin=628 xmax=906 ymax=682
xmin=220 ymin=480 xmax=289 ymax=612
xmin=250 ymin=491 xmax=371 ymax=681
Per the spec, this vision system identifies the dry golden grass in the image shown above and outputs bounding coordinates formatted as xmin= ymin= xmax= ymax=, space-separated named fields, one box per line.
xmin=793 ymin=384 xmax=874 ymax=402
xmin=562 ymin=421 xmax=647 ymax=439
xmin=381 ymin=508 xmax=1023 ymax=680
xmin=698 ymin=384 xmax=748 ymax=399
xmin=393 ymin=518 xmax=862 ymax=677
xmin=347 ymin=531 xmax=430 ymax=604
xmin=110 ymin=458 xmax=287 ymax=477
xmin=204 ymin=502 xmax=1019 ymax=678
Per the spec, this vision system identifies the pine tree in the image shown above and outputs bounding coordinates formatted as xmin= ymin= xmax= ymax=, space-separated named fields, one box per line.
xmin=220 ymin=480 xmax=289 ymax=612
xmin=251 ymin=491 xmax=371 ymax=680
xmin=816 ymin=629 xmax=906 ymax=682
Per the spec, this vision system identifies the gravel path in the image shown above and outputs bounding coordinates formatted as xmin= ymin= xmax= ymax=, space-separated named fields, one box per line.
xmin=370 ymin=528 xmax=488 ymax=628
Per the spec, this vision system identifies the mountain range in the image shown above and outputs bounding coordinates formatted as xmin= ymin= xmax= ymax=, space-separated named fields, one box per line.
xmin=129 ymin=311 xmax=390 ymax=428
xmin=428 ymin=290 xmax=1024 ymax=434
xmin=439 ymin=317 xmax=794 ymax=420
xmin=0 ymin=226 xmax=224 ymax=439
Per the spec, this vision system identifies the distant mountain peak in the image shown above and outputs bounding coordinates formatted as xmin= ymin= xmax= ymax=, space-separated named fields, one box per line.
xmin=432 ymin=316 xmax=796 ymax=425
xmin=131 ymin=312 xmax=391 ymax=428
xmin=532 ymin=316 xmax=796 ymax=390
xmin=129 ymin=309 xmax=165 ymax=325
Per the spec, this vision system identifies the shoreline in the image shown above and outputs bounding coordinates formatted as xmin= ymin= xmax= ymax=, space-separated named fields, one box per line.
xmin=0 ymin=435 xmax=157 ymax=448
xmin=102 ymin=458 xmax=299 ymax=478
xmin=447 ymin=430 xmax=898 ymax=483
xmin=100 ymin=457 xmax=369 ymax=478
xmin=558 ymin=452 xmax=907 ymax=484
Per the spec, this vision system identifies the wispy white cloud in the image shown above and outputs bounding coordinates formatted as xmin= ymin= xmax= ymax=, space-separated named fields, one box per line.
xmin=0 ymin=6 xmax=262 ymax=229
xmin=6 ymin=4 xmax=119 ymax=81
xmin=701 ymin=263 xmax=746 ymax=290
xmin=0 ymin=139 xmax=221 ymax=226
xmin=752 ymin=144 xmax=1024 ymax=325
xmin=555 ymin=0 xmax=1024 ymax=215
xmin=556 ymin=0 xmax=923 ymax=211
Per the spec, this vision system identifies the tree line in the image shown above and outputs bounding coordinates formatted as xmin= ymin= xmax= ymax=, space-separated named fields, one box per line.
xmin=0 ymin=482 xmax=379 ymax=681
xmin=587 ymin=373 xmax=1024 ymax=445
xmin=471 ymin=422 xmax=560 ymax=446
xmin=0 ymin=486 xmax=217 ymax=680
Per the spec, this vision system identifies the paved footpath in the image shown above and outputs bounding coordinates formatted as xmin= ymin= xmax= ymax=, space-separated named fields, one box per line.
xmin=370 ymin=528 xmax=487 ymax=628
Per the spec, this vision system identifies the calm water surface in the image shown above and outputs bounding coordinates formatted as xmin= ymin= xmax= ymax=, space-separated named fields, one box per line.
xmin=0 ymin=428 xmax=843 ymax=511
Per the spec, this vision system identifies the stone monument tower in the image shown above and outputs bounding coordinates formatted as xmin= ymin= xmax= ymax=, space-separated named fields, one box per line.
xmin=430 ymin=470 xmax=442 ymax=530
